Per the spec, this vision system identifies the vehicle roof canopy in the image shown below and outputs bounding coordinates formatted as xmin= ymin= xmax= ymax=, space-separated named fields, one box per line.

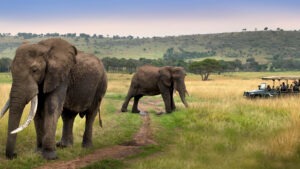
xmin=262 ymin=76 xmax=300 ymax=80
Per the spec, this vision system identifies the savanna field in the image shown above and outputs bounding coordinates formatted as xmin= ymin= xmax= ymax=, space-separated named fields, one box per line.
xmin=0 ymin=72 xmax=300 ymax=169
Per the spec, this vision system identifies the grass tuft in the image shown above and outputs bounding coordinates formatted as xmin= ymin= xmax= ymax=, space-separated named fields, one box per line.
xmin=82 ymin=159 xmax=125 ymax=169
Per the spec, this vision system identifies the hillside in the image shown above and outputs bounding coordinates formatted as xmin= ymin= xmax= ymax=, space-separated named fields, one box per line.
xmin=1 ymin=31 xmax=300 ymax=64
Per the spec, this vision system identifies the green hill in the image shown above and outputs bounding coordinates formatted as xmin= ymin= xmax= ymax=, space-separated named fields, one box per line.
xmin=1 ymin=31 xmax=300 ymax=64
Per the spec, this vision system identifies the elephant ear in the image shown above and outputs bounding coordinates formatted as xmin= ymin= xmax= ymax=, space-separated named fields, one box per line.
xmin=171 ymin=67 xmax=184 ymax=79
xmin=41 ymin=40 xmax=77 ymax=93
xmin=159 ymin=66 xmax=173 ymax=87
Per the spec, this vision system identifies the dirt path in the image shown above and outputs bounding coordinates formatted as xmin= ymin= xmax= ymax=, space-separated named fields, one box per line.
xmin=37 ymin=101 xmax=159 ymax=169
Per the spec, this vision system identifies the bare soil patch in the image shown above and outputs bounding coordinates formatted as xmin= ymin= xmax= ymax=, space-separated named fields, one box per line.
xmin=37 ymin=145 xmax=140 ymax=169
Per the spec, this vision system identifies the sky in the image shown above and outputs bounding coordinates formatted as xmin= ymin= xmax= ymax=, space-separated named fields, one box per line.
xmin=0 ymin=0 xmax=300 ymax=37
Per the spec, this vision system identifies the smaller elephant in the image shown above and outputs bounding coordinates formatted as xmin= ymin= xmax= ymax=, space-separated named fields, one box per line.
xmin=121 ymin=65 xmax=188 ymax=113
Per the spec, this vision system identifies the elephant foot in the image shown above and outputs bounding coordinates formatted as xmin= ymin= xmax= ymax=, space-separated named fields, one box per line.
xmin=35 ymin=147 xmax=43 ymax=153
xmin=82 ymin=141 xmax=93 ymax=148
xmin=121 ymin=107 xmax=128 ymax=112
xmin=132 ymin=109 xmax=140 ymax=113
xmin=6 ymin=152 xmax=17 ymax=160
xmin=42 ymin=150 xmax=57 ymax=160
xmin=166 ymin=109 xmax=173 ymax=114
xmin=56 ymin=140 xmax=72 ymax=148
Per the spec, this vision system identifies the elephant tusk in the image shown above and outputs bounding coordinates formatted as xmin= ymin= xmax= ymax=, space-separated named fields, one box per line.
xmin=185 ymin=90 xmax=190 ymax=97
xmin=11 ymin=95 xmax=38 ymax=134
xmin=0 ymin=98 xmax=10 ymax=119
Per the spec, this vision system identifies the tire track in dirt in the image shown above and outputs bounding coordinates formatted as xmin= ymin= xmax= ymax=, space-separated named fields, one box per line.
xmin=37 ymin=101 xmax=159 ymax=169
xmin=36 ymin=145 xmax=141 ymax=169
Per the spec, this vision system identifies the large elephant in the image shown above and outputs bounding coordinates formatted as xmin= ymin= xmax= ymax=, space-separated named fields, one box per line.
xmin=0 ymin=38 xmax=107 ymax=160
xmin=121 ymin=65 xmax=188 ymax=114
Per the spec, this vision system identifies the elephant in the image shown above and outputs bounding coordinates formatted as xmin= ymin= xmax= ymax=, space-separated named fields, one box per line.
xmin=0 ymin=38 xmax=107 ymax=160
xmin=121 ymin=65 xmax=188 ymax=114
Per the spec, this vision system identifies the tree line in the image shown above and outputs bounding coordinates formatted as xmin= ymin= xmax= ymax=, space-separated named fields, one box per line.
xmin=0 ymin=55 xmax=297 ymax=81
xmin=0 ymin=46 xmax=292 ymax=81
xmin=2 ymin=31 xmax=300 ymax=80
xmin=101 ymin=47 xmax=271 ymax=80
xmin=102 ymin=57 xmax=187 ymax=73
xmin=0 ymin=32 xmax=137 ymax=40
xmin=102 ymin=56 xmax=261 ymax=76
xmin=163 ymin=48 xmax=216 ymax=60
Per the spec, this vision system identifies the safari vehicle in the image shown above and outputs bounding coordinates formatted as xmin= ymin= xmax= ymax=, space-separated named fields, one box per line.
xmin=243 ymin=76 xmax=300 ymax=98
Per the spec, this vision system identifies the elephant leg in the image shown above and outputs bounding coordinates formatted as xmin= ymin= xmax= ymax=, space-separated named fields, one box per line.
xmin=161 ymin=92 xmax=172 ymax=113
xmin=171 ymin=89 xmax=176 ymax=111
xmin=121 ymin=88 xmax=135 ymax=112
xmin=82 ymin=109 xmax=98 ymax=148
xmin=57 ymin=109 xmax=77 ymax=148
xmin=34 ymin=108 xmax=44 ymax=152
xmin=42 ymin=85 xmax=67 ymax=160
xmin=42 ymin=106 xmax=62 ymax=159
xmin=132 ymin=95 xmax=143 ymax=113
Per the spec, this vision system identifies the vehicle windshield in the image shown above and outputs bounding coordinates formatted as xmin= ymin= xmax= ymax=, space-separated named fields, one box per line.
xmin=259 ymin=83 xmax=266 ymax=90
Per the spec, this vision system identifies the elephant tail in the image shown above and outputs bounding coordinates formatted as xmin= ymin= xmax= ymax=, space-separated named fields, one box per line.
xmin=98 ymin=108 xmax=102 ymax=128
xmin=96 ymin=71 xmax=107 ymax=128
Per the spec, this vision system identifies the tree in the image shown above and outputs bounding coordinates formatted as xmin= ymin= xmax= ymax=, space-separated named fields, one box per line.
xmin=163 ymin=47 xmax=216 ymax=60
xmin=244 ymin=57 xmax=261 ymax=71
xmin=0 ymin=58 xmax=12 ymax=72
xmin=189 ymin=59 xmax=221 ymax=81
xmin=163 ymin=48 xmax=175 ymax=60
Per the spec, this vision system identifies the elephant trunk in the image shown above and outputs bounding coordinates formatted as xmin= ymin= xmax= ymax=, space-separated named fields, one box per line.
xmin=5 ymin=81 xmax=38 ymax=159
xmin=175 ymin=80 xmax=189 ymax=108
xmin=6 ymin=89 xmax=26 ymax=159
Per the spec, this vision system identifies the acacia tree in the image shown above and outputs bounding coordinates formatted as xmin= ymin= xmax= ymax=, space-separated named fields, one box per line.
xmin=189 ymin=59 xmax=221 ymax=81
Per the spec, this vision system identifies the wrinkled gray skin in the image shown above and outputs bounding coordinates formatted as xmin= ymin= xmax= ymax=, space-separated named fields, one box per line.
xmin=5 ymin=38 xmax=107 ymax=160
xmin=121 ymin=65 xmax=188 ymax=113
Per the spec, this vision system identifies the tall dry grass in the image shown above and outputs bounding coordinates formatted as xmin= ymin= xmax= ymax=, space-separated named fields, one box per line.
xmin=189 ymin=73 xmax=300 ymax=160
xmin=1 ymin=72 xmax=300 ymax=169
xmin=128 ymin=72 xmax=300 ymax=169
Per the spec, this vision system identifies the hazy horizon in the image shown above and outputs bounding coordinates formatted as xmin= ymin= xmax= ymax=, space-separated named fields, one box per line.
xmin=1 ymin=0 xmax=300 ymax=37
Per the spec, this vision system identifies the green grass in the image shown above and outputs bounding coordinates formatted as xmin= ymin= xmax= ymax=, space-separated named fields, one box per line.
xmin=125 ymin=106 xmax=294 ymax=169
xmin=0 ymin=73 xmax=12 ymax=83
xmin=1 ymin=72 xmax=300 ymax=169
xmin=122 ymin=72 xmax=300 ymax=169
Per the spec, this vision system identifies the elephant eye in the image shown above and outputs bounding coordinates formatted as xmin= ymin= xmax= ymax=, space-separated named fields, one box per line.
xmin=31 ymin=66 xmax=39 ymax=73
